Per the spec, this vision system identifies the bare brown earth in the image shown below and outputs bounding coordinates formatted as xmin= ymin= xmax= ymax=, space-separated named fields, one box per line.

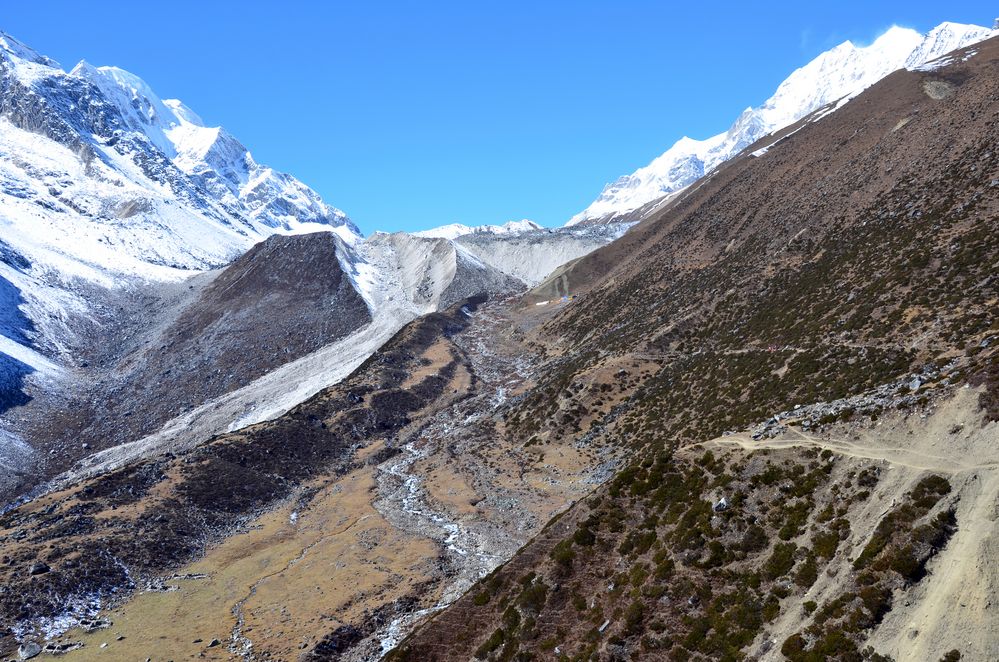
xmin=64 ymin=442 xmax=440 ymax=662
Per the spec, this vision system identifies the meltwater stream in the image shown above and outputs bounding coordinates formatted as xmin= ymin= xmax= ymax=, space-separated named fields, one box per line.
xmin=368 ymin=299 xmax=532 ymax=656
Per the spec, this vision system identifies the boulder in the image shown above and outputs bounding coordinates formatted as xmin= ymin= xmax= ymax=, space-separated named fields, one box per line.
xmin=27 ymin=562 xmax=50 ymax=576
xmin=18 ymin=642 xmax=41 ymax=660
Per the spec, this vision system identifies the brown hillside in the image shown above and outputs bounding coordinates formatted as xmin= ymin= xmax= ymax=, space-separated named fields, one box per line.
xmin=389 ymin=36 xmax=999 ymax=662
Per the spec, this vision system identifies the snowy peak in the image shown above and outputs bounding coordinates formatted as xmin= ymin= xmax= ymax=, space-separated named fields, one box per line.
xmin=568 ymin=20 xmax=997 ymax=226
xmin=63 ymin=56 xmax=357 ymax=236
xmin=413 ymin=219 xmax=543 ymax=240
xmin=756 ymin=26 xmax=922 ymax=129
xmin=0 ymin=25 xmax=363 ymax=303
xmin=0 ymin=31 xmax=58 ymax=68
xmin=904 ymin=21 xmax=997 ymax=67
xmin=69 ymin=61 xmax=181 ymax=156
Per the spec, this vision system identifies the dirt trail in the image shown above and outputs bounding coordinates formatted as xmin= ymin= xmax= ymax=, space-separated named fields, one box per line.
xmin=697 ymin=429 xmax=998 ymax=474
xmin=689 ymin=387 xmax=999 ymax=661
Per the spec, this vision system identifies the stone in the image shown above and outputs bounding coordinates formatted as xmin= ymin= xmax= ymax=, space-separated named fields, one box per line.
xmin=27 ymin=562 xmax=50 ymax=576
xmin=18 ymin=642 xmax=42 ymax=660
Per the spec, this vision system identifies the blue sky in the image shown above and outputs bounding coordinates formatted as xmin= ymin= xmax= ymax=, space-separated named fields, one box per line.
xmin=3 ymin=2 xmax=996 ymax=234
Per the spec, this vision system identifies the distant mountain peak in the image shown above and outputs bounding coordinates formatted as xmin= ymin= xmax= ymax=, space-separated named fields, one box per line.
xmin=567 ymin=20 xmax=996 ymax=227
xmin=412 ymin=219 xmax=543 ymax=240
xmin=0 ymin=31 xmax=58 ymax=67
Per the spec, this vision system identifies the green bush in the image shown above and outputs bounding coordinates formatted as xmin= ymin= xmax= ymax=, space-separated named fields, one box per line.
xmin=517 ymin=580 xmax=548 ymax=613
xmin=765 ymin=542 xmax=797 ymax=579
xmin=474 ymin=628 xmax=505 ymax=659
xmin=573 ymin=525 xmax=596 ymax=546
xmin=739 ymin=524 xmax=768 ymax=553
xmin=811 ymin=530 xmax=840 ymax=559
xmin=551 ymin=540 xmax=575 ymax=569
xmin=624 ymin=600 xmax=645 ymax=634
xmin=795 ymin=554 xmax=818 ymax=588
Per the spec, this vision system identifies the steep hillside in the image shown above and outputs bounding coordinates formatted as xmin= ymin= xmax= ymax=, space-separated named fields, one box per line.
xmin=389 ymin=35 xmax=999 ymax=661
xmin=5 ymin=233 xmax=369 ymax=494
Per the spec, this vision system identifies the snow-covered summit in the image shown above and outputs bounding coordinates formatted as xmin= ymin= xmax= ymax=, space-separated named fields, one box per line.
xmin=904 ymin=21 xmax=996 ymax=67
xmin=67 ymin=60 xmax=356 ymax=235
xmin=413 ymin=219 xmax=543 ymax=240
xmin=0 ymin=29 xmax=362 ymax=279
xmin=568 ymin=21 xmax=997 ymax=226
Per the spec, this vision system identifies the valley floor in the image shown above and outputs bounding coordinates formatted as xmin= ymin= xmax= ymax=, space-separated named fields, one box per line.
xmin=19 ymin=298 xmax=617 ymax=661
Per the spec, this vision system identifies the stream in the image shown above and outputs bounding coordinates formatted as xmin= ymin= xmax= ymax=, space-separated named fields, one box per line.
xmin=365 ymin=299 xmax=534 ymax=657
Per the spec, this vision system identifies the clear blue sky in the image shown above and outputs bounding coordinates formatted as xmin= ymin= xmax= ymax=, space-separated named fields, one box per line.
xmin=3 ymin=2 xmax=996 ymax=234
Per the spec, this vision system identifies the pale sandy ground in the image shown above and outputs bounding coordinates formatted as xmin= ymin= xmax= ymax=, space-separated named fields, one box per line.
xmin=699 ymin=387 xmax=998 ymax=661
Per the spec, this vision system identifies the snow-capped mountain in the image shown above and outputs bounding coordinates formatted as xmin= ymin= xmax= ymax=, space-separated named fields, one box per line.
xmin=0 ymin=29 xmax=365 ymax=459
xmin=0 ymin=30 xmax=358 ymax=286
xmin=568 ymin=21 xmax=997 ymax=226
xmin=412 ymin=219 xmax=543 ymax=240
xmin=70 ymin=61 xmax=354 ymax=235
